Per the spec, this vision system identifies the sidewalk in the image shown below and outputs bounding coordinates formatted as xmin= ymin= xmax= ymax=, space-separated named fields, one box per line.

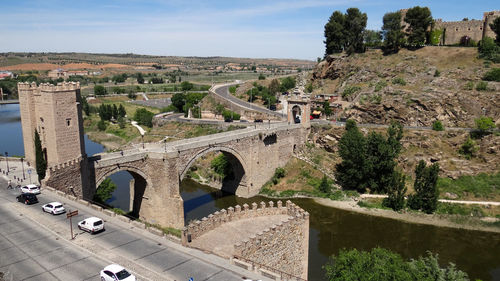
xmin=0 ymin=157 xmax=39 ymax=187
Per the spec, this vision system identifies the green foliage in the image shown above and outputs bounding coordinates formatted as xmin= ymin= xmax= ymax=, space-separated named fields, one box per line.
xmin=363 ymin=30 xmax=383 ymax=48
xmin=222 ymin=109 xmax=240 ymax=120
xmin=436 ymin=203 xmax=485 ymax=217
xmin=271 ymin=167 xmax=286 ymax=185
xmin=305 ymin=82 xmax=313 ymax=93
xmin=478 ymin=37 xmax=500 ymax=62
xmin=151 ymin=77 xmax=164 ymax=84
xmin=404 ymin=6 xmax=433 ymax=47
xmin=118 ymin=104 xmax=126 ymax=118
xmin=464 ymin=81 xmax=474 ymax=90
xmin=127 ymin=92 xmax=137 ymax=99
xmin=97 ymin=120 xmax=107 ymax=131
xmin=94 ymin=178 xmax=117 ymax=204
xmin=81 ymin=96 xmax=90 ymax=116
xmin=382 ymin=11 xmax=405 ymax=54
xmin=374 ymin=80 xmax=387 ymax=92
xmin=98 ymin=104 xmax=113 ymax=121
xmin=269 ymin=79 xmax=281 ymax=94
xmin=228 ymin=86 xmax=237 ymax=94
xmin=180 ymin=81 xmax=194 ymax=91
xmin=475 ymin=81 xmax=488 ymax=91
xmin=34 ymin=130 xmax=47 ymax=181
xmin=475 ymin=116 xmax=495 ymax=132
xmin=392 ymin=77 xmax=406 ymax=85
xmin=94 ymin=85 xmax=107 ymax=96
xmin=117 ymin=116 xmax=126 ymax=129
xmin=324 ymin=247 xmax=469 ymax=281
xmin=459 ymin=137 xmax=478 ymax=159
xmin=111 ymin=73 xmax=127 ymax=83
xmin=437 ymin=172 xmax=500 ymax=199
xmin=432 ymin=120 xmax=444 ymax=131
xmin=408 ymin=160 xmax=440 ymax=214
xmin=258 ymin=73 xmax=266 ymax=80
xmin=171 ymin=93 xmax=185 ymax=112
xmin=324 ymin=8 xmax=368 ymax=55
xmin=318 ymin=176 xmax=332 ymax=194
xmin=483 ymin=68 xmax=500 ymax=82
xmin=341 ymin=85 xmax=361 ymax=98
xmin=280 ymin=76 xmax=296 ymax=92
xmin=133 ymin=108 xmax=154 ymax=127
xmin=382 ymin=171 xmax=407 ymax=211
xmin=323 ymin=101 xmax=332 ymax=116
xmin=136 ymin=72 xmax=144 ymax=84
xmin=210 ymin=154 xmax=231 ymax=179
xmin=489 ymin=17 xmax=500 ymax=43
xmin=434 ymin=69 xmax=440 ymax=77
xmin=429 ymin=29 xmax=443 ymax=45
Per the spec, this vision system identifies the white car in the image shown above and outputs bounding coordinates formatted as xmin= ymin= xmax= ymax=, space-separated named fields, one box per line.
xmin=21 ymin=184 xmax=40 ymax=194
xmin=42 ymin=202 xmax=65 ymax=215
xmin=100 ymin=264 xmax=136 ymax=281
xmin=78 ymin=217 xmax=104 ymax=234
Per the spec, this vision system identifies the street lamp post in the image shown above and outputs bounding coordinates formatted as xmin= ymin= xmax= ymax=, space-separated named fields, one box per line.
xmin=5 ymin=152 xmax=9 ymax=174
xmin=21 ymin=157 xmax=25 ymax=180
xmin=141 ymin=135 xmax=144 ymax=149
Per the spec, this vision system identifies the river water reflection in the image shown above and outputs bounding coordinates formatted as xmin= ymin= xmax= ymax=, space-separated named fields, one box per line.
xmin=1 ymin=103 xmax=499 ymax=280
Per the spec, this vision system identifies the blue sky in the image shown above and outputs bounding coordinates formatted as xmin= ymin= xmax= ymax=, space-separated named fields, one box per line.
xmin=0 ymin=0 xmax=498 ymax=60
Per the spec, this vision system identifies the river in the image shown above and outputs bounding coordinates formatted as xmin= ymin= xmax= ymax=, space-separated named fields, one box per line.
xmin=1 ymin=103 xmax=499 ymax=281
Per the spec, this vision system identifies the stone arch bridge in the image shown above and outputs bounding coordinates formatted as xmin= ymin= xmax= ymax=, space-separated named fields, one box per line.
xmin=44 ymin=124 xmax=308 ymax=228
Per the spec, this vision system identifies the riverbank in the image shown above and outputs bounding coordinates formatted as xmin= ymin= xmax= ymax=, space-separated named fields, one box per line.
xmin=312 ymin=197 xmax=500 ymax=233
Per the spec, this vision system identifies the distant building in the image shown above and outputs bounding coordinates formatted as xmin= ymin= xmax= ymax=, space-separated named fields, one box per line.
xmin=67 ymin=70 xmax=88 ymax=76
xmin=48 ymin=68 xmax=67 ymax=79
xmin=0 ymin=71 xmax=14 ymax=80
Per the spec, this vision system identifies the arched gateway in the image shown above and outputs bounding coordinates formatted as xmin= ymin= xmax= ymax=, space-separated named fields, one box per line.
xmin=18 ymin=82 xmax=309 ymax=228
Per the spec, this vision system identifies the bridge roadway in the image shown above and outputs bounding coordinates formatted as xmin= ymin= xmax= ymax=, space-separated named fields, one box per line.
xmin=0 ymin=176 xmax=269 ymax=281
xmin=91 ymin=122 xmax=301 ymax=163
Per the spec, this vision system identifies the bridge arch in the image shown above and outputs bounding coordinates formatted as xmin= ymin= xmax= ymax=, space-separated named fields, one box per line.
xmin=95 ymin=165 xmax=152 ymax=218
xmin=180 ymin=146 xmax=249 ymax=195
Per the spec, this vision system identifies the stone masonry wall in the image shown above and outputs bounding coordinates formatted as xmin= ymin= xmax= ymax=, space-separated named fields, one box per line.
xmin=182 ymin=200 xmax=309 ymax=280
xmin=43 ymin=156 xmax=85 ymax=197
xmin=435 ymin=20 xmax=484 ymax=45
xmin=233 ymin=201 xmax=309 ymax=280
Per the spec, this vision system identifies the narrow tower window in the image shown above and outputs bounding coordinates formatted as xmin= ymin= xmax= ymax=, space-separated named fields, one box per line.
xmin=66 ymin=118 xmax=71 ymax=126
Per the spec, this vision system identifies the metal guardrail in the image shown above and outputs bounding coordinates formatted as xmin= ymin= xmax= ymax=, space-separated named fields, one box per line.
xmin=233 ymin=255 xmax=307 ymax=281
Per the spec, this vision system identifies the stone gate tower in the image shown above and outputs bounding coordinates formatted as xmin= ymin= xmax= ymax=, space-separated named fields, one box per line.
xmin=287 ymin=96 xmax=311 ymax=127
xmin=18 ymin=82 xmax=87 ymax=179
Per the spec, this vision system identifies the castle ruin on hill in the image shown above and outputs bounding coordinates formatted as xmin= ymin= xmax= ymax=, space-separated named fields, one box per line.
xmin=399 ymin=9 xmax=500 ymax=45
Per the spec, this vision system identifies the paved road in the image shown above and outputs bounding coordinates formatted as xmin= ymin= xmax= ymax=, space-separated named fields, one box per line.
xmin=0 ymin=176 xmax=268 ymax=281
xmin=212 ymin=84 xmax=285 ymax=119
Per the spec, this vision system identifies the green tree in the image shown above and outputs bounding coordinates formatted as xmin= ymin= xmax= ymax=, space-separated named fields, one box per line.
xmin=136 ymin=72 xmax=144 ymax=84
xmin=478 ymin=36 xmax=500 ymax=61
xmin=324 ymin=247 xmax=469 ymax=281
xmin=475 ymin=116 xmax=495 ymax=132
xmin=319 ymin=175 xmax=332 ymax=194
xmin=180 ymin=81 xmax=194 ymax=91
xmin=408 ymin=160 xmax=440 ymax=213
xmin=117 ymin=116 xmax=126 ymax=129
xmin=94 ymin=85 xmax=107 ymax=96
xmin=383 ymin=171 xmax=407 ymax=211
xmin=489 ymin=16 xmax=500 ymax=43
xmin=97 ymin=120 xmax=107 ymax=131
xmin=322 ymin=101 xmax=332 ymax=116
xmin=324 ymin=8 xmax=367 ymax=55
xmin=81 ymin=96 xmax=90 ymax=116
xmin=93 ymin=178 xmax=117 ymax=204
xmin=335 ymin=120 xmax=368 ymax=192
xmin=258 ymin=73 xmax=266 ymax=80
xmin=324 ymin=11 xmax=346 ymax=54
xmin=133 ymin=108 xmax=154 ymax=127
xmin=215 ymin=103 xmax=225 ymax=116
xmin=171 ymin=93 xmax=186 ymax=112
xmin=382 ymin=11 xmax=405 ymax=53
xmin=112 ymin=104 xmax=118 ymax=120
xmin=210 ymin=154 xmax=231 ymax=180
xmin=363 ymin=30 xmax=382 ymax=48
xmin=268 ymin=79 xmax=281 ymax=95
xmin=404 ymin=6 xmax=433 ymax=47
xmin=280 ymin=76 xmax=296 ymax=91
xmin=483 ymin=68 xmax=500 ymax=82
xmin=34 ymin=129 xmax=47 ymax=181
xmin=118 ymin=104 xmax=126 ymax=118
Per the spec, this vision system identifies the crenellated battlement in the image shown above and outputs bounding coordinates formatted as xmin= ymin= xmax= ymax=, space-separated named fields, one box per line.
xmin=47 ymin=156 xmax=83 ymax=172
xmin=18 ymin=81 xmax=81 ymax=92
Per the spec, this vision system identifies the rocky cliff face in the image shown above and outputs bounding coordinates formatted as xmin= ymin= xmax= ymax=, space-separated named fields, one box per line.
xmin=312 ymin=47 xmax=500 ymax=128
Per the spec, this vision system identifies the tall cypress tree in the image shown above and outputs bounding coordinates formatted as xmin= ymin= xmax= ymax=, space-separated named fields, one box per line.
xmin=34 ymin=129 xmax=47 ymax=181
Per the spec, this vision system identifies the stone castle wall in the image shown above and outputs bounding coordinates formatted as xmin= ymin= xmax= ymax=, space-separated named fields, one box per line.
xmin=435 ymin=19 xmax=485 ymax=45
xmin=182 ymin=200 xmax=309 ymax=280
xmin=43 ymin=156 xmax=87 ymax=198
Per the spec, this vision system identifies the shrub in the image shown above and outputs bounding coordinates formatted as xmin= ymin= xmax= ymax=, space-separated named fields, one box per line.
xmin=475 ymin=81 xmax=488 ymax=91
xmin=97 ymin=120 xmax=107 ymax=131
xmin=374 ymin=80 xmax=387 ymax=92
xmin=258 ymin=73 xmax=266 ymax=80
xmin=434 ymin=69 xmax=440 ymax=77
xmin=318 ymin=176 xmax=332 ymax=194
xmin=127 ymin=92 xmax=137 ymax=99
xmin=392 ymin=77 xmax=406 ymax=85
xmin=483 ymin=68 xmax=500 ymax=82
xmin=475 ymin=116 xmax=495 ymax=131
xmin=432 ymin=120 xmax=444 ymax=131
xmin=133 ymin=108 xmax=154 ymax=127
xmin=94 ymin=85 xmax=107 ymax=96
xmin=459 ymin=137 xmax=478 ymax=159
xmin=228 ymin=86 xmax=237 ymax=94
xmin=464 ymin=81 xmax=474 ymax=90
xmin=341 ymin=86 xmax=361 ymax=98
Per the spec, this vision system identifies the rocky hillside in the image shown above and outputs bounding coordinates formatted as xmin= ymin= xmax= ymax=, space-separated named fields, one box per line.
xmin=312 ymin=47 xmax=500 ymax=128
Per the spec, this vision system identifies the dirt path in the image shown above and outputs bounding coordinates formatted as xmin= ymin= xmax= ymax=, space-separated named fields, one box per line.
xmin=360 ymin=194 xmax=500 ymax=206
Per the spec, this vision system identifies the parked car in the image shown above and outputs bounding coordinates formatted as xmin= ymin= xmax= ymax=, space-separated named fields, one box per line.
xmin=21 ymin=184 xmax=40 ymax=194
xmin=78 ymin=217 xmax=105 ymax=234
xmin=224 ymin=118 xmax=233 ymax=122
xmin=16 ymin=193 xmax=38 ymax=205
xmin=42 ymin=202 xmax=65 ymax=215
xmin=100 ymin=264 xmax=136 ymax=281
xmin=254 ymin=119 xmax=263 ymax=123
